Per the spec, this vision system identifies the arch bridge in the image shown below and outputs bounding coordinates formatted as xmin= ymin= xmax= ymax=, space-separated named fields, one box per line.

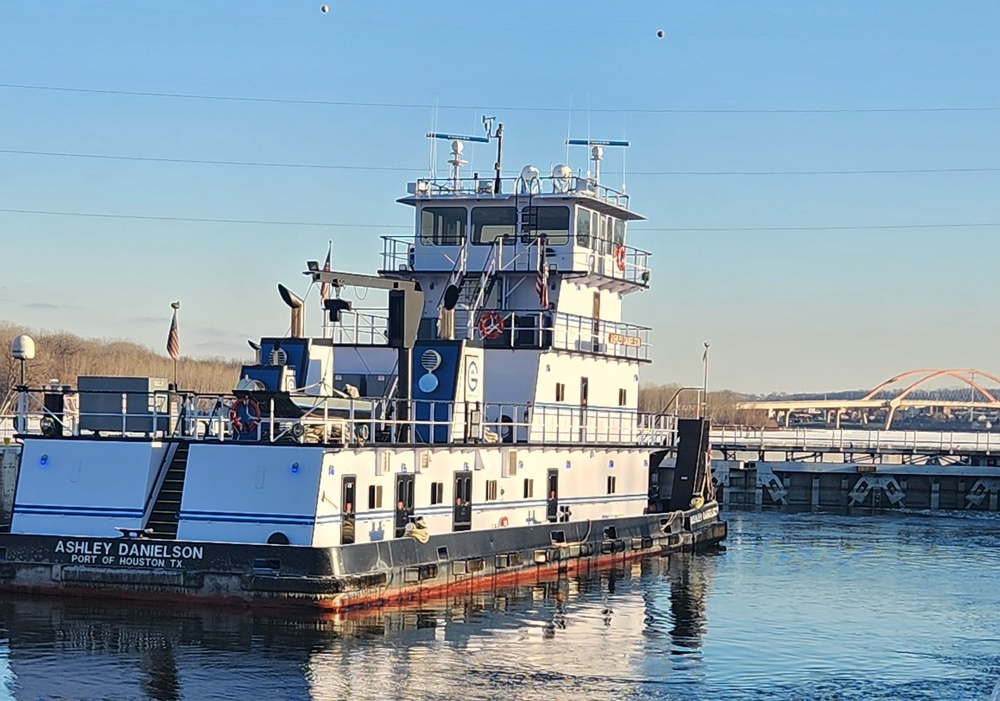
xmin=739 ymin=369 xmax=1000 ymax=430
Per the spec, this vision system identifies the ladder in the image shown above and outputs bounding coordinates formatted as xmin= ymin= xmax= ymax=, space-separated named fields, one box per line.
xmin=145 ymin=441 xmax=190 ymax=540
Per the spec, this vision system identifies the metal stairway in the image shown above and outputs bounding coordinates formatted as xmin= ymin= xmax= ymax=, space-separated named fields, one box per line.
xmin=146 ymin=441 xmax=190 ymax=540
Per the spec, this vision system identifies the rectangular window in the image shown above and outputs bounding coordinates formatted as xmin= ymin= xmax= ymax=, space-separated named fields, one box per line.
xmin=523 ymin=478 xmax=534 ymax=499
xmin=555 ymin=382 xmax=566 ymax=402
xmin=472 ymin=207 xmax=516 ymax=244
xmin=523 ymin=206 xmax=570 ymax=245
xmin=618 ymin=388 xmax=627 ymax=406
xmin=486 ymin=479 xmax=498 ymax=501
xmin=607 ymin=475 xmax=617 ymax=494
xmin=430 ymin=481 xmax=444 ymax=505
xmin=613 ymin=219 xmax=625 ymax=246
xmin=420 ymin=207 xmax=466 ymax=245
xmin=368 ymin=484 xmax=383 ymax=509
xmin=575 ymin=207 xmax=591 ymax=246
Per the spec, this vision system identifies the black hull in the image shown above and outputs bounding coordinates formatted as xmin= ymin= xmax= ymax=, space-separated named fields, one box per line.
xmin=0 ymin=504 xmax=725 ymax=611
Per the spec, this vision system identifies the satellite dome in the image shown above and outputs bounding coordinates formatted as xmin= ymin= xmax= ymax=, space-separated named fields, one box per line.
xmin=12 ymin=335 xmax=35 ymax=360
xmin=551 ymin=164 xmax=573 ymax=193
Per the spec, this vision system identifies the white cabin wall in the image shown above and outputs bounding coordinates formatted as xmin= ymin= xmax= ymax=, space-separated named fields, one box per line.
xmin=11 ymin=439 xmax=166 ymax=537
xmin=534 ymin=352 xmax=639 ymax=410
xmin=314 ymin=445 xmax=649 ymax=548
xmin=555 ymin=282 xmax=624 ymax=322
xmin=304 ymin=346 xmax=334 ymax=394
xmin=177 ymin=444 xmax=322 ymax=545
xmin=482 ymin=349 xmax=540 ymax=406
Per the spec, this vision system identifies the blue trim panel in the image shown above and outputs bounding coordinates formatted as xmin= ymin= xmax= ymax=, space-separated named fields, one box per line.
xmin=14 ymin=504 xmax=144 ymax=518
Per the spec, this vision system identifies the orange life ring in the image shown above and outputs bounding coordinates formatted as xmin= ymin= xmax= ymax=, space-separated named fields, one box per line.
xmin=498 ymin=516 xmax=509 ymax=527
xmin=478 ymin=311 xmax=505 ymax=340
xmin=614 ymin=245 xmax=627 ymax=272
xmin=229 ymin=397 xmax=261 ymax=434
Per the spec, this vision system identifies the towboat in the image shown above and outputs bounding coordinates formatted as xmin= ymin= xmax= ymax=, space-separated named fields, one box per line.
xmin=0 ymin=122 xmax=725 ymax=611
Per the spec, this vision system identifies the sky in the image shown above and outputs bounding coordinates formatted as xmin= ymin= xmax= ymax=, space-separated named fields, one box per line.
xmin=1 ymin=0 xmax=998 ymax=395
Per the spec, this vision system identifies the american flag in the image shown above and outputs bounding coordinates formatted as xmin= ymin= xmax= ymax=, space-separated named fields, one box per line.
xmin=535 ymin=237 xmax=549 ymax=309
xmin=166 ymin=305 xmax=180 ymax=360
xmin=318 ymin=241 xmax=332 ymax=306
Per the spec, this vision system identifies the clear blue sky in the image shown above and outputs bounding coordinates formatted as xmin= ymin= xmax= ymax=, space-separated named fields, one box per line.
xmin=2 ymin=1 xmax=998 ymax=394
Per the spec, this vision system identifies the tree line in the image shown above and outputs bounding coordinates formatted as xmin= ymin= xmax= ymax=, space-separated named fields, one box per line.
xmin=0 ymin=322 xmax=240 ymax=407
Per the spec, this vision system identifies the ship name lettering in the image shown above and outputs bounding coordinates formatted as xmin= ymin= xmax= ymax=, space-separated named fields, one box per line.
xmin=118 ymin=543 xmax=203 ymax=560
xmin=54 ymin=540 xmax=112 ymax=556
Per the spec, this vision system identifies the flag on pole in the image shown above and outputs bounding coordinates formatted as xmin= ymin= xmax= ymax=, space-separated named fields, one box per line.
xmin=166 ymin=303 xmax=180 ymax=360
xmin=535 ymin=237 xmax=549 ymax=309
xmin=318 ymin=241 xmax=332 ymax=306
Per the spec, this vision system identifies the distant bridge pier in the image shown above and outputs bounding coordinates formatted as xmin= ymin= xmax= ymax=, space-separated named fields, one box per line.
xmin=711 ymin=427 xmax=1000 ymax=513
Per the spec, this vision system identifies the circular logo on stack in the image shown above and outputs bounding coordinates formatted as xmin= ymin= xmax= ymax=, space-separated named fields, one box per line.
xmin=467 ymin=360 xmax=480 ymax=393
xmin=418 ymin=349 xmax=442 ymax=393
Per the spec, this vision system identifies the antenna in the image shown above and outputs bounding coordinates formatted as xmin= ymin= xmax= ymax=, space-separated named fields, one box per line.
xmin=427 ymin=117 xmax=497 ymax=193
xmin=482 ymin=115 xmax=503 ymax=194
xmin=565 ymin=139 xmax=630 ymax=184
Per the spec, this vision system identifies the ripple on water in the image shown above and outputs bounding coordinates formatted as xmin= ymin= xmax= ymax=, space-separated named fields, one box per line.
xmin=2 ymin=512 xmax=1000 ymax=700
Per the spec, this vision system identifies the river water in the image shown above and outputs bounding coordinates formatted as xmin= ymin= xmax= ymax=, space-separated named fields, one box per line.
xmin=1 ymin=511 xmax=999 ymax=700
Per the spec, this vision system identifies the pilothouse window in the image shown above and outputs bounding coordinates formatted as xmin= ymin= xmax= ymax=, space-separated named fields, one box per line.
xmin=519 ymin=206 xmax=570 ymax=245
xmin=420 ymin=207 xmax=466 ymax=246
xmin=576 ymin=208 xmax=591 ymax=246
xmin=472 ymin=207 xmax=516 ymax=244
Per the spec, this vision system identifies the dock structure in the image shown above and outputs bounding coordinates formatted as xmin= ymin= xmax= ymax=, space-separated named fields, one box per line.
xmin=711 ymin=427 xmax=1000 ymax=512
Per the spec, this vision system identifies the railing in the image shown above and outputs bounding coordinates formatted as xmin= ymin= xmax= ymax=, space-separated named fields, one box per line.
xmin=408 ymin=175 xmax=631 ymax=209
xmin=2 ymin=388 xmax=677 ymax=448
xmin=453 ymin=308 xmax=650 ymax=361
xmin=712 ymin=426 xmax=1000 ymax=455
xmin=326 ymin=309 xmax=389 ymax=345
xmin=381 ymin=235 xmax=651 ymax=287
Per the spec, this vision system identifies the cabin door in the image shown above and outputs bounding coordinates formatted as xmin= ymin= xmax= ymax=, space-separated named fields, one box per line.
xmin=453 ymin=471 xmax=472 ymax=532
xmin=341 ymin=476 xmax=357 ymax=545
xmin=394 ymin=473 xmax=415 ymax=538
xmin=546 ymin=468 xmax=559 ymax=523
xmin=579 ymin=377 xmax=590 ymax=442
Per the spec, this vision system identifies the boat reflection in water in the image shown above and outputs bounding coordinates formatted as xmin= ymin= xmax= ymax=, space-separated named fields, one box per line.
xmin=0 ymin=553 xmax=717 ymax=701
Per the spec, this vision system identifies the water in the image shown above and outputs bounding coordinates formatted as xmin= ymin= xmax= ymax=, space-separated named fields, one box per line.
xmin=2 ymin=511 xmax=1000 ymax=700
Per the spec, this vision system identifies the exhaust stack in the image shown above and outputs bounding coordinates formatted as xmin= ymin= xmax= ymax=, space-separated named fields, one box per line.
xmin=277 ymin=284 xmax=305 ymax=338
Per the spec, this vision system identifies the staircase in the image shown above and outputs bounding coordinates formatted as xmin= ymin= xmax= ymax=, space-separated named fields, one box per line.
xmin=146 ymin=441 xmax=190 ymax=540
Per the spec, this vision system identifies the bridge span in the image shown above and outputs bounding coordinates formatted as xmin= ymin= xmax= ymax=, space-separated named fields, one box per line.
xmin=738 ymin=368 xmax=1000 ymax=430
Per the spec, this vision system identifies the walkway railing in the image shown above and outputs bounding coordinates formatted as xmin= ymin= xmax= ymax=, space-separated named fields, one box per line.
xmin=380 ymin=236 xmax=650 ymax=287
xmin=407 ymin=175 xmax=631 ymax=209
xmin=2 ymin=388 xmax=677 ymax=448
xmin=713 ymin=426 xmax=1000 ymax=455
xmin=453 ymin=308 xmax=650 ymax=361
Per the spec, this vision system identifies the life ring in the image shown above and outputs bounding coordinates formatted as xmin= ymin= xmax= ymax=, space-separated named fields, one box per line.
xmin=229 ymin=397 xmax=261 ymax=434
xmin=613 ymin=245 xmax=627 ymax=272
xmin=498 ymin=516 xmax=509 ymax=527
xmin=477 ymin=311 xmax=505 ymax=340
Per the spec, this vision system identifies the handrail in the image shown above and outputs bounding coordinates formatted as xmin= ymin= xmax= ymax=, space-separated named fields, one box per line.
xmin=4 ymin=387 xmax=678 ymax=448
xmin=380 ymin=235 xmax=651 ymax=286
xmin=406 ymin=174 xmax=632 ymax=208
xmin=711 ymin=426 xmax=999 ymax=455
